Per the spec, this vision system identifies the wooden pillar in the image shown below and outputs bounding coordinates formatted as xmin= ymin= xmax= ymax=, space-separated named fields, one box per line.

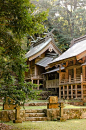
xmin=59 ymin=86 xmax=61 ymax=99
xmin=63 ymin=85 xmax=65 ymax=99
xmin=66 ymin=69 xmax=68 ymax=79
xmin=69 ymin=75 xmax=71 ymax=83
xmin=81 ymin=73 xmax=83 ymax=82
xmin=59 ymin=73 xmax=61 ymax=84
xmin=35 ymin=65 xmax=37 ymax=76
xmin=71 ymin=85 xmax=73 ymax=99
xmin=37 ymin=80 xmax=39 ymax=90
xmin=67 ymin=85 xmax=69 ymax=99
xmin=75 ymin=84 xmax=77 ymax=99
xmin=81 ymin=83 xmax=83 ymax=99
xmin=32 ymin=80 xmax=33 ymax=89
xmin=82 ymin=66 xmax=85 ymax=81
xmin=74 ymin=68 xmax=76 ymax=82
xmin=32 ymin=79 xmax=33 ymax=84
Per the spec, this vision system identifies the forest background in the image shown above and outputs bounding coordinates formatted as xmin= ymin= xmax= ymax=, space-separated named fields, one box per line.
xmin=30 ymin=0 xmax=86 ymax=52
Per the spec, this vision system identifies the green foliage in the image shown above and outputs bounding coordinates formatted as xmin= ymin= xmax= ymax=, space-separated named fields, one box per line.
xmin=32 ymin=0 xmax=86 ymax=51
xmin=0 ymin=0 xmax=47 ymax=105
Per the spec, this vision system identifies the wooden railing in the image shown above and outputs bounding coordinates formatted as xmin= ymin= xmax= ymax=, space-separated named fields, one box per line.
xmin=25 ymin=74 xmax=43 ymax=80
xmin=83 ymin=77 xmax=86 ymax=82
xmin=31 ymin=74 xmax=43 ymax=79
xmin=46 ymin=79 xmax=59 ymax=88
xmin=59 ymin=75 xmax=85 ymax=85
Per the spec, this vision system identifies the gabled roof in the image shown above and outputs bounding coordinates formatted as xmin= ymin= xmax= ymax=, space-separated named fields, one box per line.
xmin=49 ymin=39 xmax=86 ymax=65
xmin=26 ymin=37 xmax=61 ymax=61
xmin=70 ymin=35 xmax=86 ymax=47
xmin=35 ymin=57 xmax=53 ymax=67
xmin=26 ymin=38 xmax=52 ymax=58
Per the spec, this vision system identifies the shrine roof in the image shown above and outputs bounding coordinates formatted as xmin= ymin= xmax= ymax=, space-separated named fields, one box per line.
xmin=82 ymin=62 xmax=86 ymax=66
xmin=49 ymin=39 xmax=86 ymax=64
xmin=35 ymin=57 xmax=53 ymax=67
xmin=42 ymin=67 xmax=65 ymax=74
xmin=26 ymin=38 xmax=52 ymax=58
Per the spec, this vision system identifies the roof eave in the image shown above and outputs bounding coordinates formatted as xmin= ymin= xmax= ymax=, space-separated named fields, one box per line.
xmin=49 ymin=56 xmax=76 ymax=68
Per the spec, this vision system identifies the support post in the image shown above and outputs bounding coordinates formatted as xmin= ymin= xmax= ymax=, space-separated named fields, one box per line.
xmin=81 ymin=83 xmax=83 ymax=99
xmin=82 ymin=66 xmax=85 ymax=81
xmin=75 ymin=84 xmax=77 ymax=99
xmin=59 ymin=86 xmax=61 ymax=99
xmin=74 ymin=68 xmax=76 ymax=82
xmin=67 ymin=85 xmax=69 ymax=99
xmin=81 ymin=73 xmax=83 ymax=82
xmin=63 ymin=85 xmax=65 ymax=99
xmin=37 ymin=79 xmax=39 ymax=90
xmin=69 ymin=75 xmax=71 ymax=83
xmin=71 ymin=85 xmax=73 ymax=99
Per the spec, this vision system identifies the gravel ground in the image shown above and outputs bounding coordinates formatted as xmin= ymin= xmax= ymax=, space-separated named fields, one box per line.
xmin=0 ymin=123 xmax=13 ymax=130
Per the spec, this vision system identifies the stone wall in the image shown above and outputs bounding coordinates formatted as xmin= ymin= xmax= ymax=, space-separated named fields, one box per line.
xmin=0 ymin=110 xmax=25 ymax=122
xmin=0 ymin=108 xmax=86 ymax=122
xmin=47 ymin=108 xmax=86 ymax=120
xmin=63 ymin=108 xmax=86 ymax=120
xmin=47 ymin=109 xmax=59 ymax=120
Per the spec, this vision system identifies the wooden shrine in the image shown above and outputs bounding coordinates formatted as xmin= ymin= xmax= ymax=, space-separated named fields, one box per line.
xmin=49 ymin=35 xmax=86 ymax=99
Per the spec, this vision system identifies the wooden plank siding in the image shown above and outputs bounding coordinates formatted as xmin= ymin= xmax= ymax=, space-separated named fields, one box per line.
xmin=46 ymin=79 xmax=59 ymax=88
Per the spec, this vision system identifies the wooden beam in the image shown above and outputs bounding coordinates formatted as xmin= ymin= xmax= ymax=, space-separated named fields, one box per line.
xmin=49 ymin=57 xmax=76 ymax=68
xmin=76 ymin=50 xmax=86 ymax=60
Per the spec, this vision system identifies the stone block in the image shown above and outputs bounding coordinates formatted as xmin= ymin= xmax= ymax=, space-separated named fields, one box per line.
xmin=13 ymin=119 xmax=22 ymax=123
xmin=81 ymin=112 xmax=86 ymax=119
xmin=47 ymin=103 xmax=59 ymax=109
xmin=1 ymin=111 xmax=10 ymax=122
xmin=83 ymin=97 xmax=86 ymax=103
xmin=3 ymin=104 xmax=16 ymax=110
xmin=49 ymin=96 xmax=58 ymax=103
xmin=57 ymin=116 xmax=66 ymax=122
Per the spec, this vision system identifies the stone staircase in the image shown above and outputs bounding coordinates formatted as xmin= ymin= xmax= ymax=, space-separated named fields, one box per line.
xmin=25 ymin=109 xmax=47 ymax=121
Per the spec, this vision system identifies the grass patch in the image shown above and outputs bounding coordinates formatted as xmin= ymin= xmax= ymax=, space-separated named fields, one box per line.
xmin=5 ymin=119 xmax=86 ymax=130
xmin=64 ymin=104 xmax=86 ymax=109
xmin=21 ymin=106 xmax=47 ymax=110
xmin=28 ymin=100 xmax=48 ymax=103
xmin=0 ymin=106 xmax=2 ymax=111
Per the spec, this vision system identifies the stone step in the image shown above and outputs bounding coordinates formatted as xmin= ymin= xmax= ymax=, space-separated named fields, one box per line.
xmin=25 ymin=117 xmax=47 ymax=121
xmin=25 ymin=109 xmax=46 ymax=113
xmin=25 ymin=113 xmax=46 ymax=117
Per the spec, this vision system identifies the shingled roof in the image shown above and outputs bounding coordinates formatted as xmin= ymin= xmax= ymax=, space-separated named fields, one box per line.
xmin=49 ymin=38 xmax=86 ymax=64
xmin=26 ymin=38 xmax=52 ymax=58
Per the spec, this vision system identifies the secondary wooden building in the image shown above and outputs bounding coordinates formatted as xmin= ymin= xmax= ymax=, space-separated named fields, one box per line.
xmin=25 ymin=32 xmax=61 ymax=89
xmin=49 ymin=35 xmax=86 ymax=99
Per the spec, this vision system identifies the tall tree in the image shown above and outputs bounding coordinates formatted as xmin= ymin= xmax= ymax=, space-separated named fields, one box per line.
xmin=32 ymin=0 xmax=86 ymax=51
xmin=0 ymin=0 xmax=48 ymax=105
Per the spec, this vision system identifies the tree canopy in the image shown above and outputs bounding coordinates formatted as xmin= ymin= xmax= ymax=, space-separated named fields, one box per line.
xmin=31 ymin=0 xmax=86 ymax=51
xmin=0 ymin=0 xmax=48 ymax=105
